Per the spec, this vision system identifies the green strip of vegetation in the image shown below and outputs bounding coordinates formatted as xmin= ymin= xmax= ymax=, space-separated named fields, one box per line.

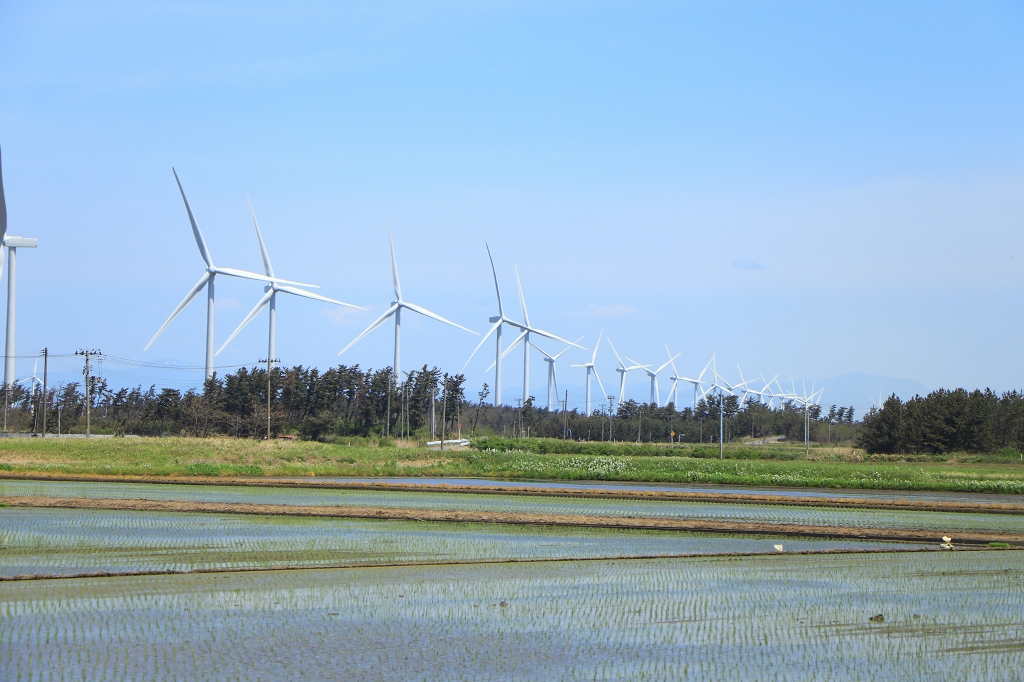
xmin=0 ymin=436 xmax=1022 ymax=493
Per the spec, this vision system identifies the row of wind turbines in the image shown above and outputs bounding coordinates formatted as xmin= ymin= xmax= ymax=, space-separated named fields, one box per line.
xmin=146 ymin=170 xmax=824 ymax=414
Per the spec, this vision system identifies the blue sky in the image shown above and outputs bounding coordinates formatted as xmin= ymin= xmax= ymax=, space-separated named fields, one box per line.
xmin=1 ymin=1 xmax=1022 ymax=410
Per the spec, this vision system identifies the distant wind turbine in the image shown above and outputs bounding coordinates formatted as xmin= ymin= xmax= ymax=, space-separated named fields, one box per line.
xmin=464 ymin=245 xmax=582 ymax=406
xmin=626 ymin=352 xmax=678 ymax=407
xmin=216 ymin=198 xmax=364 ymax=362
xmin=607 ymin=339 xmax=648 ymax=405
xmin=571 ymin=329 xmax=607 ymax=415
xmin=339 ymin=224 xmax=477 ymax=383
xmin=533 ymin=338 xmax=581 ymax=410
xmin=145 ymin=169 xmax=312 ymax=381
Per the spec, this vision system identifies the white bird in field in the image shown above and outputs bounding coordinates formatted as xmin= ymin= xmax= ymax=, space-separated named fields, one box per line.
xmin=774 ymin=544 xmax=784 ymax=553
xmin=942 ymin=536 xmax=952 ymax=543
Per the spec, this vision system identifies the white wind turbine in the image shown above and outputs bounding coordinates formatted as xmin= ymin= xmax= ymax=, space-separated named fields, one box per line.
xmin=339 ymin=224 xmax=477 ymax=382
xmin=17 ymin=358 xmax=41 ymax=395
xmin=465 ymin=246 xmax=582 ymax=406
xmin=0 ymin=145 xmax=39 ymax=387
xmin=145 ymin=169 xmax=313 ymax=381
xmin=627 ymin=351 xmax=678 ymax=407
xmin=533 ymin=337 xmax=581 ymax=410
xmin=607 ymin=339 xmax=648 ymax=406
xmin=668 ymin=353 xmax=715 ymax=410
xmin=571 ymin=329 xmax=607 ymax=415
xmin=215 ymin=198 xmax=364 ymax=362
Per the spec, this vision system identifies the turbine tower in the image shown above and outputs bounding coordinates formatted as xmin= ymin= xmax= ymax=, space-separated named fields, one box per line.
xmin=626 ymin=352 xmax=678 ymax=407
xmin=571 ymin=329 xmax=607 ymax=415
xmin=215 ymin=198 xmax=364 ymax=361
xmin=0 ymin=145 xmax=39 ymax=387
xmin=339 ymin=224 xmax=477 ymax=382
xmin=607 ymin=339 xmax=647 ymax=406
xmin=464 ymin=245 xmax=582 ymax=406
xmin=145 ymin=169 xmax=311 ymax=381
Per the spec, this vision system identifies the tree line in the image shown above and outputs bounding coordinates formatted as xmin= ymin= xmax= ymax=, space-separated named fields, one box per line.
xmin=4 ymin=363 xmax=858 ymax=445
xmin=857 ymin=389 xmax=1024 ymax=454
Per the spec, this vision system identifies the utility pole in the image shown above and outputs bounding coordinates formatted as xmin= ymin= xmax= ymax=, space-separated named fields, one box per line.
xmin=430 ymin=385 xmax=436 ymax=439
xmin=259 ymin=357 xmax=279 ymax=440
xmin=40 ymin=348 xmax=47 ymax=436
xmin=563 ymin=390 xmax=568 ymax=440
xmin=76 ymin=349 xmax=101 ymax=437
xmin=719 ymin=391 xmax=724 ymax=460
xmin=440 ymin=375 xmax=447 ymax=451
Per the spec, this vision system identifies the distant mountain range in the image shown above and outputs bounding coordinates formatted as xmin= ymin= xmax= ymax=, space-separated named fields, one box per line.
xmin=812 ymin=372 xmax=932 ymax=416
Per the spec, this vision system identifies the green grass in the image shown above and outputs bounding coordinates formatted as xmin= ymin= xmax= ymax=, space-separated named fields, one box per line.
xmin=0 ymin=436 xmax=1022 ymax=493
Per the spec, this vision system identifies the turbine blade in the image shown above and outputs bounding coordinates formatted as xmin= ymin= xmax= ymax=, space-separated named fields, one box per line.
xmin=530 ymin=341 xmax=556 ymax=361
xmin=144 ymin=272 xmax=211 ymax=350
xmin=337 ymin=303 xmax=399 ymax=356
xmin=171 ymin=168 xmax=213 ymax=268
xmin=524 ymin=326 xmax=586 ymax=349
xmin=402 ymin=301 xmax=478 ymax=335
xmin=666 ymin=345 xmax=679 ymax=375
xmin=553 ymin=336 xmax=583 ymax=359
xmin=212 ymin=267 xmax=318 ymax=288
xmin=592 ymin=366 xmax=607 ymax=398
xmin=592 ymin=328 xmax=603 ymax=364
xmin=462 ymin=320 xmax=501 ymax=370
xmin=697 ymin=355 xmax=714 ymax=382
xmin=515 ymin=266 xmax=530 ymax=327
xmin=215 ymin=289 xmax=272 ymax=356
xmin=656 ymin=355 xmax=677 ymax=374
xmin=388 ymin=222 xmax=402 ymax=301
xmin=499 ymin=329 xmax=529 ymax=360
xmin=247 ymin=196 xmax=274 ymax=278
xmin=485 ymin=243 xmax=503 ymax=318
xmin=276 ymin=285 xmax=365 ymax=309
xmin=0 ymin=144 xmax=6 ymax=241
xmin=608 ymin=339 xmax=626 ymax=368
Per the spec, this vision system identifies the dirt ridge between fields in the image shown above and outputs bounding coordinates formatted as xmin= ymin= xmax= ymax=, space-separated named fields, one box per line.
xmin=0 ymin=547 xmax=956 ymax=583
xmin=3 ymin=495 xmax=1022 ymax=546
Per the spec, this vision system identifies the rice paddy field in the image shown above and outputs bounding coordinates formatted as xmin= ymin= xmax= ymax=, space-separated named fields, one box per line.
xmin=2 ymin=479 xmax=1020 ymax=535
xmin=2 ymin=474 xmax=1021 ymax=679
xmin=0 ymin=507 xmax=926 ymax=578
xmin=2 ymin=552 xmax=1022 ymax=680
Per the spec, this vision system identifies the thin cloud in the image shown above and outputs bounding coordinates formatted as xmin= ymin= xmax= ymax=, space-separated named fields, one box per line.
xmin=588 ymin=303 xmax=638 ymax=318
xmin=733 ymin=258 xmax=767 ymax=270
xmin=320 ymin=306 xmax=366 ymax=326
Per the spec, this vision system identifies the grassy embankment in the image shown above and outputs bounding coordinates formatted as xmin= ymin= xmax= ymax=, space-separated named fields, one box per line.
xmin=0 ymin=436 xmax=1022 ymax=493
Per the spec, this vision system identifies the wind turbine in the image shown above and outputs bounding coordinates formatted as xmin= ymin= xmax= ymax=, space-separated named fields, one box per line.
xmin=339 ymin=224 xmax=477 ymax=383
xmin=464 ymin=246 xmax=582 ymax=406
xmin=607 ymin=339 xmax=648 ymax=405
xmin=669 ymin=354 xmax=715 ymax=410
xmin=571 ymin=329 xmax=607 ymax=415
xmin=626 ymin=352 xmax=678 ymax=407
xmin=17 ymin=358 xmax=41 ymax=395
xmin=0 ymin=145 xmax=39 ymax=387
xmin=497 ymin=267 xmax=585 ymax=405
xmin=215 ymin=198 xmax=364 ymax=362
xmin=533 ymin=337 xmax=581 ymax=410
xmin=146 ymin=169 xmax=313 ymax=381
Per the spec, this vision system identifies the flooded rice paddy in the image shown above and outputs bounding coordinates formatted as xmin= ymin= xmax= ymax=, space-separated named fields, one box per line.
xmin=2 ymin=479 xmax=1019 ymax=535
xmin=283 ymin=476 xmax=1024 ymax=505
xmin=2 ymin=552 xmax=1022 ymax=680
xmin=0 ymin=507 xmax=925 ymax=578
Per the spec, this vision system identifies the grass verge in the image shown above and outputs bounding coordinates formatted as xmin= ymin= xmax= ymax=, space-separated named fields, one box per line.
xmin=0 ymin=436 xmax=1022 ymax=494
